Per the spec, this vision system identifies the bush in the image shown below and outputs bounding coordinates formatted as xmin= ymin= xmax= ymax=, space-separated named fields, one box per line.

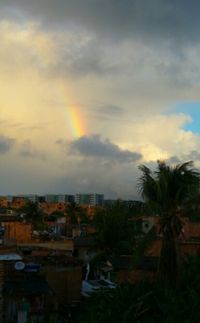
xmin=77 ymin=257 xmax=200 ymax=323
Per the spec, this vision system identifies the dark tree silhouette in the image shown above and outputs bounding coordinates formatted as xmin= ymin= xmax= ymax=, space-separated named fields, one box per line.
xmin=138 ymin=160 xmax=200 ymax=285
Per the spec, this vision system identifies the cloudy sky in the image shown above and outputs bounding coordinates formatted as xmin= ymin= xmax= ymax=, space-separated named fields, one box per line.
xmin=0 ymin=0 xmax=200 ymax=199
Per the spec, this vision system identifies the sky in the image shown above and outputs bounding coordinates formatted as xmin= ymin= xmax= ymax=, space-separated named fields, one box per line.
xmin=0 ymin=0 xmax=200 ymax=199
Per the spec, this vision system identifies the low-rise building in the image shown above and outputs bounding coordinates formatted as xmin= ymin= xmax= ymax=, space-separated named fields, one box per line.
xmin=3 ymin=222 xmax=33 ymax=244
xmin=0 ymin=243 xmax=82 ymax=321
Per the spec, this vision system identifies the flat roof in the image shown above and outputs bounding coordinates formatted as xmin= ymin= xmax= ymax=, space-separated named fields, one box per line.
xmin=18 ymin=241 xmax=74 ymax=251
xmin=0 ymin=253 xmax=22 ymax=261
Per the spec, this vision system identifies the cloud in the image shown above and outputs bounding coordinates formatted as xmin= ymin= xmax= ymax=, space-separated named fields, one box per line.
xmin=2 ymin=0 xmax=200 ymax=46
xmin=67 ymin=134 xmax=142 ymax=163
xmin=0 ymin=12 xmax=199 ymax=102
xmin=186 ymin=150 xmax=200 ymax=161
xmin=168 ymin=150 xmax=200 ymax=166
xmin=96 ymin=104 xmax=125 ymax=116
xmin=0 ymin=135 xmax=15 ymax=154
xmin=65 ymin=39 xmax=117 ymax=77
xmin=167 ymin=155 xmax=181 ymax=164
xmin=0 ymin=2 xmax=200 ymax=199
xmin=19 ymin=140 xmax=46 ymax=160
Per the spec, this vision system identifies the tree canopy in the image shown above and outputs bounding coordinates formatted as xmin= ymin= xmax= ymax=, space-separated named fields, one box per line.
xmin=138 ymin=160 xmax=200 ymax=285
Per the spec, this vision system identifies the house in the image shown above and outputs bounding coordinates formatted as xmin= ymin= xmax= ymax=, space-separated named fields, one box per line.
xmin=39 ymin=202 xmax=66 ymax=215
xmin=0 ymin=251 xmax=53 ymax=322
xmin=1 ymin=243 xmax=82 ymax=321
xmin=0 ymin=197 xmax=9 ymax=208
xmin=11 ymin=197 xmax=26 ymax=209
xmin=3 ymin=222 xmax=33 ymax=244
xmin=44 ymin=216 xmax=66 ymax=235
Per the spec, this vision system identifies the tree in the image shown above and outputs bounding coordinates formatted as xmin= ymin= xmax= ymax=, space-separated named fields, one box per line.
xmin=93 ymin=200 xmax=136 ymax=255
xmin=66 ymin=202 xmax=88 ymax=225
xmin=138 ymin=160 xmax=200 ymax=285
xmin=21 ymin=201 xmax=44 ymax=230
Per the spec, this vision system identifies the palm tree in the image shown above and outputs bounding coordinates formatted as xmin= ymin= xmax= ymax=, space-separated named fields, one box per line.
xmin=138 ymin=160 xmax=200 ymax=286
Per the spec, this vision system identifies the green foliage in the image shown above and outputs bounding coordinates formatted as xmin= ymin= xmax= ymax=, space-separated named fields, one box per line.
xmin=133 ymin=226 xmax=156 ymax=267
xmin=138 ymin=161 xmax=200 ymax=215
xmin=93 ymin=201 xmax=137 ymax=254
xmin=78 ymin=257 xmax=200 ymax=323
xmin=66 ymin=202 xmax=88 ymax=224
xmin=21 ymin=201 xmax=44 ymax=230
xmin=77 ymin=282 xmax=152 ymax=323
xmin=50 ymin=210 xmax=65 ymax=218
xmin=180 ymin=255 xmax=200 ymax=290
xmin=138 ymin=161 xmax=200 ymax=285
xmin=184 ymin=193 xmax=200 ymax=222
xmin=188 ymin=213 xmax=200 ymax=222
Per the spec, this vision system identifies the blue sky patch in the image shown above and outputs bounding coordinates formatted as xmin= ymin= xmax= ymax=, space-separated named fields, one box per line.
xmin=172 ymin=102 xmax=200 ymax=134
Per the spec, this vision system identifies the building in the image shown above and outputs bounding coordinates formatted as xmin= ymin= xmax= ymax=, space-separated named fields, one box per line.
xmin=1 ymin=247 xmax=81 ymax=322
xmin=75 ymin=194 xmax=104 ymax=207
xmin=3 ymin=222 xmax=33 ymax=244
xmin=64 ymin=195 xmax=75 ymax=203
xmin=0 ymin=197 xmax=9 ymax=208
xmin=24 ymin=194 xmax=39 ymax=203
xmin=38 ymin=195 xmax=46 ymax=203
xmin=11 ymin=197 xmax=26 ymax=209
xmin=40 ymin=202 xmax=66 ymax=215
xmin=45 ymin=194 xmax=75 ymax=204
xmin=45 ymin=195 xmax=61 ymax=203
xmin=104 ymin=199 xmax=117 ymax=207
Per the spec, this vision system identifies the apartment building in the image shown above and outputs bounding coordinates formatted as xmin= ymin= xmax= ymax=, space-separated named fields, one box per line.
xmin=45 ymin=194 xmax=75 ymax=204
xmin=75 ymin=194 xmax=104 ymax=207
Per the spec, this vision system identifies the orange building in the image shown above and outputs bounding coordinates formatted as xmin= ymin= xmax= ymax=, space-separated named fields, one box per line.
xmin=0 ymin=197 xmax=9 ymax=208
xmin=39 ymin=202 xmax=66 ymax=215
xmin=3 ymin=222 xmax=32 ymax=243
xmin=11 ymin=197 xmax=26 ymax=209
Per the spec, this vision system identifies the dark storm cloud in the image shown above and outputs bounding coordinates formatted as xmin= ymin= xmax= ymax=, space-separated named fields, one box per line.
xmin=2 ymin=0 xmax=200 ymax=45
xmin=68 ymin=134 xmax=142 ymax=163
xmin=58 ymin=40 xmax=117 ymax=77
xmin=2 ymin=1 xmax=200 ymax=84
xmin=0 ymin=135 xmax=15 ymax=154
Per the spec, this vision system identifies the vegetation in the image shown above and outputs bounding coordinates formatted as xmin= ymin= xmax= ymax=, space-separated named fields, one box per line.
xmin=21 ymin=200 xmax=45 ymax=230
xmin=93 ymin=200 xmax=139 ymax=255
xmin=76 ymin=161 xmax=200 ymax=323
xmin=78 ymin=258 xmax=200 ymax=323
xmin=138 ymin=160 xmax=200 ymax=285
xmin=66 ymin=202 xmax=88 ymax=225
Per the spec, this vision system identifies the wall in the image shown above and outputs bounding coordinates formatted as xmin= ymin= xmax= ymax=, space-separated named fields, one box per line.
xmin=45 ymin=266 xmax=82 ymax=304
xmin=3 ymin=222 xmax=32 ymax=243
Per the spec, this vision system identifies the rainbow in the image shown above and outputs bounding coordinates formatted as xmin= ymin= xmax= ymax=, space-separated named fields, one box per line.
xmin=66 ymin=104 xmax=86 ymax=138
xmin=58 ymin=83 xmax=87 ymax=138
